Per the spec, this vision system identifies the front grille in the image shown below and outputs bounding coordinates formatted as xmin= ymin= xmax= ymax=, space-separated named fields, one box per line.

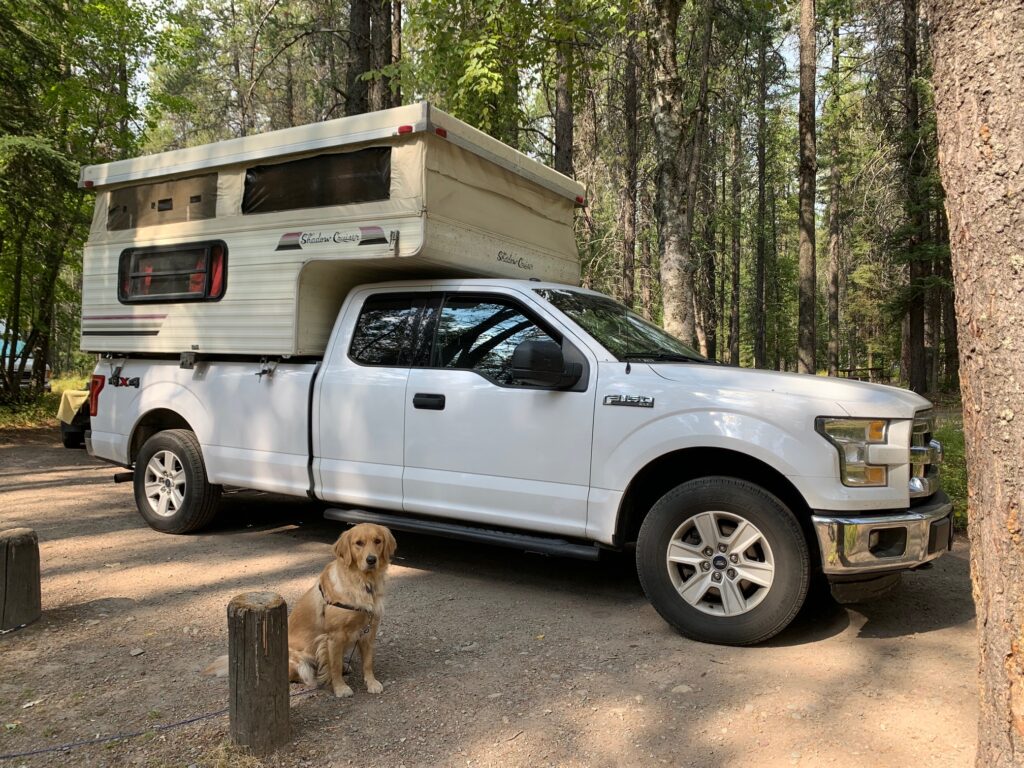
xmin=910 ymin=410 xmax=942 ymax=499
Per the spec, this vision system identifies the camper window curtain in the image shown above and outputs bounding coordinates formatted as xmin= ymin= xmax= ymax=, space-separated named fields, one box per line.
xmin=242 ymin=147 xmax=391 ymax=215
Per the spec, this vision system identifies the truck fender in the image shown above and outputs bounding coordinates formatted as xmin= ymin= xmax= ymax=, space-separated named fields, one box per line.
xmin=126 ymin=383 xmax=211 ymax=463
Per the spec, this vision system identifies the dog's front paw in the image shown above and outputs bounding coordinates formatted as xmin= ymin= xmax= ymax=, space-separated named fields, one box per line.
xmin=333 ymin=684 xmax=354 ymax=698
xmin=366 ymin=678 xmax=384 ymax=694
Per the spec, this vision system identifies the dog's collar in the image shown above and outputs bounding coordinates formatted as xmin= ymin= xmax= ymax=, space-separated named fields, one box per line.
xmin=319 ymin=582 xmax=374 ymax=615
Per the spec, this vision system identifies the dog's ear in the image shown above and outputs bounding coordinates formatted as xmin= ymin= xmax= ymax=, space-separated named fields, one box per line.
xmin=333 ymin=529 xmax=353 ymax=565
xmin=382 ymin=527 xmax=397 ymax=562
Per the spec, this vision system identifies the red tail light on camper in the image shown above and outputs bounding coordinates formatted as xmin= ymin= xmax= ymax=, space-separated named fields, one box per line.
xmin=89 ymin=374 xmax=105 ymax=417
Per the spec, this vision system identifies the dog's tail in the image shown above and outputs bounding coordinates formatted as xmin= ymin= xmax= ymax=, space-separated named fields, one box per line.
xmin=289 ymin=648 xmax=318 ymax=687
xmin=205 ymin=651 xmax=318 ymax=687
xmin=201 ymin=654 xmax=228 ymax=678
xmin=314 ymin=634 xmax=334 ymax=687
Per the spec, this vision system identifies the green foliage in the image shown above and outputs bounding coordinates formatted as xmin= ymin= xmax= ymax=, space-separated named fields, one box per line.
xmin=1 ymin=0 xmax=155 ymax=405
xmin=934 ymin=409 xmax=967 ymax=530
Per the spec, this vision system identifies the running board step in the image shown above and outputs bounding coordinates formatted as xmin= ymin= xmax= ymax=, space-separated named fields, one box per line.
xmin=323 ymin=507 xmax=601 ymax=561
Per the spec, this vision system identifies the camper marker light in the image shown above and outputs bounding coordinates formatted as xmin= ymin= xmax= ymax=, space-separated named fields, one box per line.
xmin=83 ymin=179 xmax=94 ymax=189
xmin=435 ymin=127 xmax=448 ymax=138
xmin=575 ymin=195 xmax=585 ymax=205
xmin=397 ymin=125 xmax=413 ymax=135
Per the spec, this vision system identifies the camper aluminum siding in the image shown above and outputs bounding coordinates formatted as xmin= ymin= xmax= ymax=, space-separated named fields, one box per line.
xmin=79 ymin=103 xmax=584 ymax=357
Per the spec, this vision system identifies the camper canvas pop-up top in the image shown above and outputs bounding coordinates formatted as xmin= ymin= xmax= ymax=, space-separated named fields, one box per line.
xmin=81 ymin=103 xmax=953 ymax=647
xmin=79 ymin=102 xmax=584 ymax=357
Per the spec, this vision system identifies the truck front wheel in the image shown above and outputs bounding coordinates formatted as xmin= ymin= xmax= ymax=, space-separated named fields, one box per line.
xmin=133 ymin=429 xmax=221 ymax=534
xmin=636 ymin=476 xmax=809 ymax=645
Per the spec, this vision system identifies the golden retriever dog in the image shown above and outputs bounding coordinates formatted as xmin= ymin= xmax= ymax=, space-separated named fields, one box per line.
xmin=288 ymin=523 xmax=396 ymax=696
xmin=204 ymin=523 xmax=396 ymax=698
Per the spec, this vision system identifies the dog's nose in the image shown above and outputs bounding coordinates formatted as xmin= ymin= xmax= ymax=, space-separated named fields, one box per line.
xmin=366 ymin=554 xmax=377 ymax=566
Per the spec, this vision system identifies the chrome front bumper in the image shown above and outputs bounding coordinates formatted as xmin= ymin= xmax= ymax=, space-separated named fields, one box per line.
xmin=811 ymin=491 xmax=954 ymax=575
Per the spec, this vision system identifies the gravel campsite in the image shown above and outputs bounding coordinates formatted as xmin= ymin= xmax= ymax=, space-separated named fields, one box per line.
xmin=0 ymin=427 xmax=976 ymax=767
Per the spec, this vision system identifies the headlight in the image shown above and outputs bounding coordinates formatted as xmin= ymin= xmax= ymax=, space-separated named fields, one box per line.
xmin=816 ymin=417 xmax=889 ymax=487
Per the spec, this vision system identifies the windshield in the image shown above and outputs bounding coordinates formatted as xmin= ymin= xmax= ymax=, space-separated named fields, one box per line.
xmin=535 ymin=288 xmax=706 ymax=362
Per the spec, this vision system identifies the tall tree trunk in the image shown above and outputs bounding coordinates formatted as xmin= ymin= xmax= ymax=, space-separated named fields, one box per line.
xmin=827 ymin=16 xmax=841 ymax=377
xmin=621 ymin=14 xmax=639 ymax=309
xmin=648 ymin=0 xmax=713 ymax=345
xmin=797 ymin=0 xmax=817 ymax=374
xmin=554 ymin=0 xmax=574 ymax=177
xmin=701 ymin=137 xmax=718 ymax=361
xmin=391 ymin=0 xmax=402 ymax=106
xmin=924 ymin=0 xmax=1024 ymax=764
xmin=904 ymin=0 xmax=927 ymax=392
xmin=754 ymin=29 xmax=768 ymax=368
xmin=729 ymin=111 xmax=741 ymax=366
xmin=368 ymin=0 xmax=391 ymax=110
xmin=346 ymin=0 xmax=371 ymax=115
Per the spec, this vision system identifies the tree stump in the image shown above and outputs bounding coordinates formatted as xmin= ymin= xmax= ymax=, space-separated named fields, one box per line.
xmin=1 ymin=528 xmax=41 ymax=631
xmin=227 ymin=591 xmax=289 ymax=754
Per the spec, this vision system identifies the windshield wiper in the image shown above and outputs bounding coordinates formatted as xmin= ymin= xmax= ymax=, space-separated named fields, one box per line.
xmin=622 ymin=352 xmax=705 ymax=364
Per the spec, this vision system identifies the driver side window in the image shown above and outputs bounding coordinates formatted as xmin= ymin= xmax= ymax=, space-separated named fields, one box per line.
xmin=433 ymin=296 xmax=557 ymax=385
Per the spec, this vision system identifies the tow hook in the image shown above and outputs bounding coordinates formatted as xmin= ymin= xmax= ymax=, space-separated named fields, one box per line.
xmin=113 ymin=471 xmax=134 ymax=484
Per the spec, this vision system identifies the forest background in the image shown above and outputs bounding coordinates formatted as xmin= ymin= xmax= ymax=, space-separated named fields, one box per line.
xmin=0 ymin=0 xmax=953 ymax=398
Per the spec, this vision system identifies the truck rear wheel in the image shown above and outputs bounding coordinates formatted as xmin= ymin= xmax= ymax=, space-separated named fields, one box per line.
xmin=133 ymin=429 xmax=221 ymax=534
xmin=636 ymin=476 xmax=809 ymax=646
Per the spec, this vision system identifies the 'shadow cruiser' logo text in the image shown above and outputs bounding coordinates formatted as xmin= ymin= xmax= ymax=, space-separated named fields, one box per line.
xmin=276 ymin=227 xmax=397 ymax=251
xmin=603 ymin=394 xmax=655 ymax=408
xmin=497 ymin=250 xmax=534 ymax=271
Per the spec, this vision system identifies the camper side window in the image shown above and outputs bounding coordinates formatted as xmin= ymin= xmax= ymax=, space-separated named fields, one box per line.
xmin=118 ymin=242 xmax=227 ymax=303
xmin=242 ymin=148 xmax=391 ymax=215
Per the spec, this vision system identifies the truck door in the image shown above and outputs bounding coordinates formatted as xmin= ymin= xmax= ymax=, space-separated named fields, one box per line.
xmin=403 ymin=291 xmax=597 ymax=538
xmin=315 ymin=292 xmax=434 ymax=510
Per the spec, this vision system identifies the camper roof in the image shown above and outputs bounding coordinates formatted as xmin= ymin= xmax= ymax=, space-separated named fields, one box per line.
xmin=79 ymin=102 xmax=585 ymax=205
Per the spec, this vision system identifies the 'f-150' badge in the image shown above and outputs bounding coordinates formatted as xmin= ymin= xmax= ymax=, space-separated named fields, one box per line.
xmin=603 ymin=394 xmax=655 ymax=408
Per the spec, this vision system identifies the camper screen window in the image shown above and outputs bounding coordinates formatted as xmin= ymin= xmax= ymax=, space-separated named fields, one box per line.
xmin=118 ymin=242 xmax=227 ymax=303
xmin=242 ymin=147 xmax=391 ymax=214
xmin=107 ymin=174 xmax=218 ymax=230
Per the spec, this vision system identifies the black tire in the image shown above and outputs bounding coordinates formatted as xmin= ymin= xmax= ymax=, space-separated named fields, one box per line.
xmin=636 ymin=476 xmax=810 ymax=646
xmin=60 ymin=423 xmax=84 ymax=449
xmin=133 ymin=429 xmax=221 ymax=534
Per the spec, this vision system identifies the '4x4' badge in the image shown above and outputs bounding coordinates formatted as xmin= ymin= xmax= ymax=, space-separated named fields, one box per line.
xmin=108 ymin=375 xmax=140 ymax=388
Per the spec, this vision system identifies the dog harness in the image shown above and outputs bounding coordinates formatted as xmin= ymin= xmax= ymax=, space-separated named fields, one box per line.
xmin=319 ymin=582 xmax=374 ymax=615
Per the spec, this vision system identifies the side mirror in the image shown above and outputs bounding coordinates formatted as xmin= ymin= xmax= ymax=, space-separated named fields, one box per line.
xmin=511 ymin=339 xmax=582 ymax=389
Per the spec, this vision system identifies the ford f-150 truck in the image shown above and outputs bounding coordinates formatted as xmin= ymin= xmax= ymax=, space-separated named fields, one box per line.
xmin=80 ymin=103 xmax=952 ymax=645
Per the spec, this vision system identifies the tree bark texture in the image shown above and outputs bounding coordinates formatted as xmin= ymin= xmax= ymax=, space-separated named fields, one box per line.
xmin=648 ymin=0 xmax=712 ymax=345
xmin=346 ymin=0 xmax=371 ymax=115
xmin=729 ymin=112 xmax=741 ymax=366
xmin=827 ymin=17 xmax=842 ymax=378
xmin=369 ymin=0 xmax=392 ymax=111
xmin=923 ymin=0 xmax=1024 ymax=764
xmin=904 ymin=0 xmax=928 ymax=393
xmin=620 ymin=14 xmax=639 ymax=309
xmin=797 ymin=0 xmax=817 ymax=374
xmin=754 ymin=30 xmax=768 ymax=368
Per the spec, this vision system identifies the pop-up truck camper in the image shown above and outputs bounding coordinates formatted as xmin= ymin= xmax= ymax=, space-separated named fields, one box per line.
xmin=82 ymin=102 xmax=953 ymax=646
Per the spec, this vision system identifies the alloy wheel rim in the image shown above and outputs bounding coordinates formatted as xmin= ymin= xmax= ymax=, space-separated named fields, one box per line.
xmin=143 ymin=450 xmax=186 ymax=518
xmin=665 ymin=510 xmax=775 ymax=617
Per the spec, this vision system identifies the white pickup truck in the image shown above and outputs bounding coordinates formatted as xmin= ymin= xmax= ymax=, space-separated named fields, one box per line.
xmin=79 ymin=103 xmax=952 ymax=645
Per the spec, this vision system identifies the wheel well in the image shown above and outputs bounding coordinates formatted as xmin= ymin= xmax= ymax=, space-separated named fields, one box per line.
xmin=129 ymin=410 xmax=194 ymax=464
xmin=615 ymin=448 xmax=817 ymax=552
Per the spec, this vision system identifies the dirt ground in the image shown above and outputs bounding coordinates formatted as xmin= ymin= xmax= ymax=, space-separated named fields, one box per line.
xmin=0 ymin=427 xmax=977 ymax=767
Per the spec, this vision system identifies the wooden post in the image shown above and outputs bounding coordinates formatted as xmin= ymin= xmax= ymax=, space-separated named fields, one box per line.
xmin=228 ymin=592 xmax=290 ymax=754
xmin=1 ymin=528 xmax=42 ymax=631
